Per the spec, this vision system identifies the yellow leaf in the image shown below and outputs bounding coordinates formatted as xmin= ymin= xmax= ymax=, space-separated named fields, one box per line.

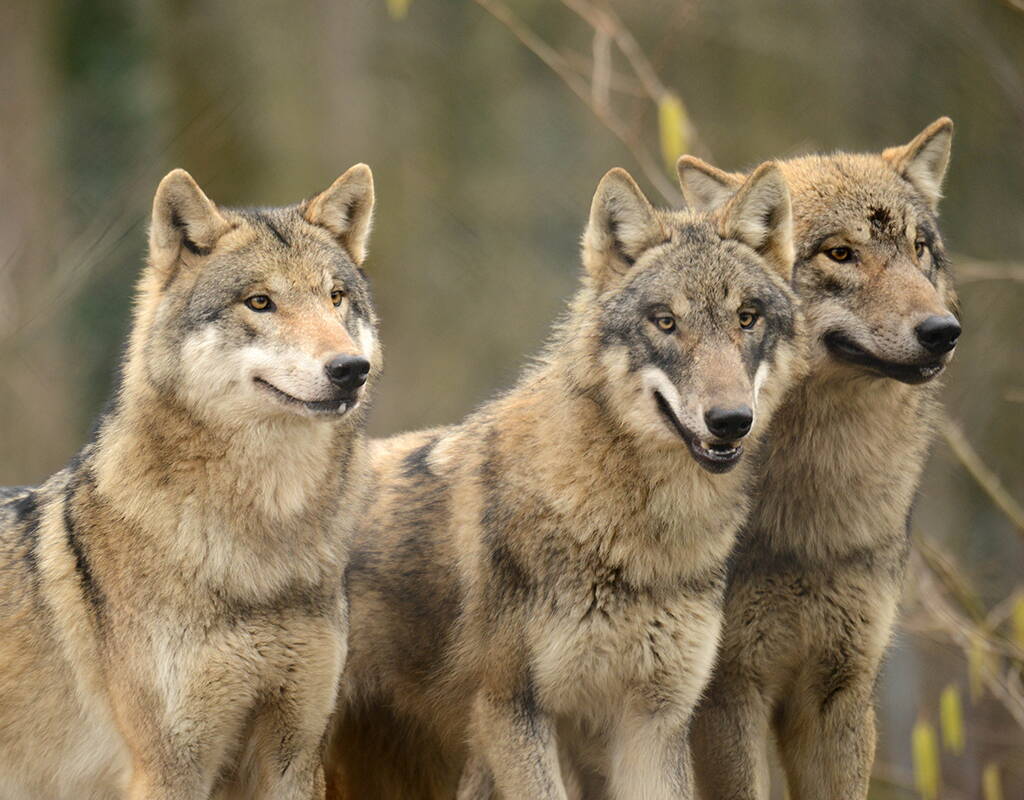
xmin=386 ymin=0 xmax=411 ymax=21
xmin=658 ymin=93 xmax=690 ymax=174
xmin=939 ymin=685 xmax=965 ymax=755
xmin=967 ymin=635 xmax=996 ymax=703
xmin=982 ymin=763 xmax=1003 ymax=800
xmin=912 ymin=719 xmax=941 ymax=800
xmin=1012 ymin=592 xmax=1024 ymax=651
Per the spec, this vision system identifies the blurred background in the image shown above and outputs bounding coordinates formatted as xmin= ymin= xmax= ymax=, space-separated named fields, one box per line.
xmin=1 ymin=0 xmax=1022 ymax=796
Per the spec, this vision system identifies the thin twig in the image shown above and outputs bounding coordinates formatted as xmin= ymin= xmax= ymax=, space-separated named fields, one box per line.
xmin=941 ymin=415 xmax=1024 ymax=539
xmin=591 ymin=30 xmax=611 ymax=112
xmin=905 ymin=553 xmax=1024 ymax=730
xmin=561 ymin=50 xmax=646 ymax=96
xmin=471 ymin=0 xmax=681 ymax=203
xmin=956 ymin=258 xmax=1024 ymax=284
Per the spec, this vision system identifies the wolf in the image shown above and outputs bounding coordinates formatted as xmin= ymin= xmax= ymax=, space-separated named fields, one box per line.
xmin=0 ymin=164 xmax=381 ymax=799
xmin=676 ymin=118 xmax=960 ymax=799
xmin=324 ymin=163 xmax=805 ymax=799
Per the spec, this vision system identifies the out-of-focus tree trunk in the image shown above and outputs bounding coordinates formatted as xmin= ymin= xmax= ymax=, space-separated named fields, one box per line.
xmin=0 ymin=0 xmax=74 ymax=485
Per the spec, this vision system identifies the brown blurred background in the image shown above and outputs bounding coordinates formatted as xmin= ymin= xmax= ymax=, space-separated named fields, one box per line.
xmin=1 ymin=0 xmax=1022 ymax=796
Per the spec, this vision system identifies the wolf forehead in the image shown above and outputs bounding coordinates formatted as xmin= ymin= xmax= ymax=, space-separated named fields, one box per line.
xmin=174 ymin=206 xmax=373 ymax=303
xmin=780 ymin=155 xmax=941 ymax=247
xmin=610 ymin=213 xmax=796 ymax=311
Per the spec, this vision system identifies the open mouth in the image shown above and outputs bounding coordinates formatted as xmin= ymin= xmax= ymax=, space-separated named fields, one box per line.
xmin=254 ymin=378 xmax=357 ymax=415
xmin=653 ymin=392 xmax=744 ymax=474
xmin=824 ymin=332 xmax=946 ymax=385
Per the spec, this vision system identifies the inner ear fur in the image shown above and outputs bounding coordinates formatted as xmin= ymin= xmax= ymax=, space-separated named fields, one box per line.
xmin=676 ymin=155 xmax=744 ymax=212
xmin=149 ymin=169 xmax=231 ymax=275
xmin=303 ymin=163 xmax=375 ymax=265
xmin=718 ymin=162 xmax=795 ymax=282
xmin=882 ymin=117 xmax=953 ymax=212
xmin=583 ymin=167 xmax=667 ymax=287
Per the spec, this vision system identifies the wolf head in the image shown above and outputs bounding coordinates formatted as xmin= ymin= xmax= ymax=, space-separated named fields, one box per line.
xmin=131 ymin=165 xmax=381 ymax=427
xmin=573 ymin=166 xmax=802 ymax=474
xmin=678 ymin=118 xmax=959 ymax=386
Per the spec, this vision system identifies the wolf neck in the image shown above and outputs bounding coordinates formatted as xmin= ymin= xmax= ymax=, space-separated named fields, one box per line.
xmin=753 ymin=365 xmax=940 ymax=562
xmin=92 ymin=371 xmax=352 ymax=533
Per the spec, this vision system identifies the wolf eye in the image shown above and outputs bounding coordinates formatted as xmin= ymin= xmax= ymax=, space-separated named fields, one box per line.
xmin=652 ymin=314 xmax=676 ymax=334
xmin=825 ymin=246 xmax=854 ymax=263
xmin=738 ymin=310 xmax=759 ymax=330
xmin=244 ymin=295 xmax=274 ymax=312
xmin=914 ymin=240 xmax=927 ymax=258
xmin=331 ymin=289 xmax=345 ymax=307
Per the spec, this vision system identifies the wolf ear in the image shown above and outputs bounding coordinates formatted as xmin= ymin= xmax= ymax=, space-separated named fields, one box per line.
xmin=149 ymin=169 xmax=232 ymax=275
xmin=303 ymin=164 xmax=375 ymax=265
xmin=882 ymin=117 xmax=953 ymax=212
xmin=718 ymin=162 xmax=794 ymax=282
xmin=676 ymin=156 xmax=744 ymax=212
xmin=583 ymin=168 xmax=667 ymax=287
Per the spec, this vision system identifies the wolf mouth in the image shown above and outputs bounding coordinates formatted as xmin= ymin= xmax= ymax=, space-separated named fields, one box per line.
xmin=652 ymin=392 xmax=743 ymax=474
xmin=254 ymin=377 xmax=355 ymax=415
xmin=824 ymin=332 xmax=946 ymax=385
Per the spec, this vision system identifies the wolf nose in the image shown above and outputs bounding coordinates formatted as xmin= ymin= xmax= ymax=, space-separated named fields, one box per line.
xmin=325 ymin=355 xmax=370 ymax=392
xmin=915 ymin=315 xmax=961 ymax=355
xmin=705 ymin=406 xmax=753 ymax=440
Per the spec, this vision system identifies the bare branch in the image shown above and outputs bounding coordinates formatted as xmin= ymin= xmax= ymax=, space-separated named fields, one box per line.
xmin=956 ymin=257 xmax=1024 ymax=284
xmin=904 ymin=552 xmax=1024 ymax=730
xmin=941 ymin=415 xmax=1024 ymax=539
xmin=470 ymin=0 xmax=681 ymax=203
xmin=591 ymin=30 xmax=612 ymax=112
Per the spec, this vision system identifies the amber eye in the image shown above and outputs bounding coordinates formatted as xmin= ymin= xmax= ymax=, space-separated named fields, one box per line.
xmin=653 ymin=315 xmax=676 ymax=333
xmin=331 ymin=289 xmax=345 ymax=307
xmin=914 ymin=240 xmax=927 ymax=258
xmin=244 ymin=295 xmax=273 ymax=312
xmin=738 ymin=310 xmax=759 ymax=330
xmin=825 ymin=246 xmax=854 ymax=263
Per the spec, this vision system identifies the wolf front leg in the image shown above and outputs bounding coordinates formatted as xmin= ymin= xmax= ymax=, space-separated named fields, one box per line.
xmin=691 ymin=674 xmax=771 ymax=800
xmin=606 ymin=695 xmax=696 ymax=800
xmin=466 ymin=686 xmax=569 ymax=800
xmin=456 ymin=749 xmax=496 ymax=800
xmin=224 ymin=619 xmax=347 ymax=800
xmin=115 ymin=674 xmax=257 ymax=800
xmin=775 ymin=669 xmax=878 ymax=800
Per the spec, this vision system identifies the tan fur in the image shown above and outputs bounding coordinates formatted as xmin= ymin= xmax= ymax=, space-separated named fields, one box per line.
xmin=326 ymin=167 xmax=805 ymax=799
xmin=678 ymin=119 xmax=959 ymax=799
xmin=0 ymin=166 xmax=381 ymax=799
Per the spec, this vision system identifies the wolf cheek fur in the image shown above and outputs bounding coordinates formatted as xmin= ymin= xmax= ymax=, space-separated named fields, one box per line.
xmin=679 ymin=119 xmax=959 ymax=800
xmin=0 ymin=165 xmax=380 ymax=799
xmin=325 ymin=165 xmax=806 ymax=800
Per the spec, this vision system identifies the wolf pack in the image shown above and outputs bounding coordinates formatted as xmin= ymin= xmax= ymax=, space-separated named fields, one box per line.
xmin=0 ymin=118 xmax=961 ymax=800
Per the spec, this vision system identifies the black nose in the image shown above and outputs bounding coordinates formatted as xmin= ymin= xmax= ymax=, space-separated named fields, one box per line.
xmin=325 ymin=355 xmax=370 ymax=392
xmin=915 ymin=315 xmax=961 ymax=355
xmin=704 ymin=405 xmax=753 ymax=440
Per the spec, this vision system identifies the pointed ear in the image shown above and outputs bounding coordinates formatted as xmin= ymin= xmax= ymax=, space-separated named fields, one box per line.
xmin=303 ymin=164 xmax=375 ymax=265
xmin=676 ymin=155 xmax=744 ymax=212
xmin=718 ymin=162 xmax=794 ymax=282
xmin=583 ymin=168 xmax=667 ymax=287
xmin=149 ymin=169 xmax=232 ymax=275
xmin=882 ymin=117 xmax=953 ymax=212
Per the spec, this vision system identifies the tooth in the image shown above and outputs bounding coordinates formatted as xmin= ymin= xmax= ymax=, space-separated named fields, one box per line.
xmin=338 ymin=403 xmax=347 ymax=413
